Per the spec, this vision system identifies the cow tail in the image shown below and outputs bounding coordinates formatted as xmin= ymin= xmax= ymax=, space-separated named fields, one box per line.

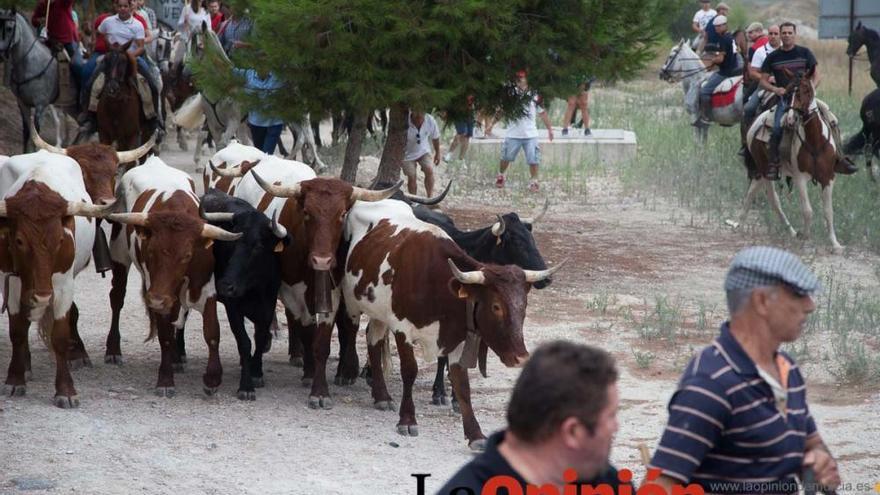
xmin=382 ymin=334 xmax=393 ymax=380
xmin=144 ymin=307 xmax=158 ymax=342
xmin=37 ymin=307 xmax=55 ymax=352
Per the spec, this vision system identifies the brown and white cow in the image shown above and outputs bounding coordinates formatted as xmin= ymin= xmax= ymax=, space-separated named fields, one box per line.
xmin=233 ymin=158 xmax=400 ymax=408
xmin=107 ymin=156 xmax=240 ymax=396
xmin=0 ymin=152 xmax=113 ymax=407
xmin=201 ymin=140 xmax=265 ymax=194
xmin=340 ymin=199 xmax=560 ymax=450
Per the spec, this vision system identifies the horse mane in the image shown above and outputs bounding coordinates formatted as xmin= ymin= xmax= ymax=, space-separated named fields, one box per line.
xmin=863 ymin=26 xmax=880 ymax=43
xmin=105 ymin=44 xmax=138 ymax=82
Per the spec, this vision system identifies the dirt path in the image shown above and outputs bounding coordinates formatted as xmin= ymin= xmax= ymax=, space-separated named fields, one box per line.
xmin=1 ymin=140 xmax=878 ymax=494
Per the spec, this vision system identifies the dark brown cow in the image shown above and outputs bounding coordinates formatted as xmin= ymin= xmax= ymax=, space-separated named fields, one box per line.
xmin=340 ymin=199 xmax=560 ymax=450
xmin=106 ymin=156 xmax=240 ymax=396
xmin=234 ymin=159 xmax=400 ymax=407
xmin=0 ymin=155 xmax=113 ymax=407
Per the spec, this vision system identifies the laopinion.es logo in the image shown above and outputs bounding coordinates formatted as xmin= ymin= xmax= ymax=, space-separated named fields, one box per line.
xmin=413 ymin=468 xmax=706 ymax=495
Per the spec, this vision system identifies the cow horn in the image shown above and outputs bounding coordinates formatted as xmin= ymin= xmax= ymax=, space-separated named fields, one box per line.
xmin=522 ymin=198 xmax=549 ymax=225
xmin=201 ymin=211 xmax=235 ymax=222
xmin=209 ymin=160 xmax=243 ymax=178
xmin=30 ymin=116 xmax=67 ymax=155
xmin=253 ymin=171 xmax=302 ymax=198
xmin=270 ymin=210 xmax=287 ymax=239
xmin=447 ymin=259 xmax=486 ymax=285
xmin=491 ymin=215 xmax=506 ymax=237
xmin=116 ymin=132 xmax=157 ymax=163
xmin=351 ymin=180 xmax=403 ymax=202
xmin=403 ymin=179 xmax=452 ymax=205
xmin=523 ymin=259 xmax=567 ymax=283
xmin=201 ymin=223 xmax=243 ymax=241
xmin=67 ymin=200 xmax=116 ymax=217
xmin=0 ymin=201 xmax=6 ymax=217
xmin=107 ymin=212 xmax=149 ymax=226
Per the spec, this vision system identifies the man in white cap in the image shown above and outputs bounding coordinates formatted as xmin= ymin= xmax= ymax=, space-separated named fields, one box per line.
xmin=695 ymin=14 xmax=737 ymax=125
xmin=691 ymin=0 xmax=716 ymax=50
xmin=644 ymin=246 xmax=840 ymax=495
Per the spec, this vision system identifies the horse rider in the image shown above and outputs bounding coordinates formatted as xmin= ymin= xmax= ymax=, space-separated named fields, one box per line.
xmin=177 ymin=0 xmax=211 ymax=43
xmin=698 ymin=2 xmax=729 ymax=54
xmin=695 ymin=15 xmax=737 ymax=126
xmin=739 ymin=24 xmax=780 ymax=157
xmin=218 ymin=4 xmax=253 ymax=55
xmin=743 ymin=22 xmax=768 ymax=99
xmin=30 ymin=0 xmax=83 ymax=81
xmin=691 ymin=0 xmax=716 ymax=51
xmin=77 ymin=0 xmax=163 ymax=138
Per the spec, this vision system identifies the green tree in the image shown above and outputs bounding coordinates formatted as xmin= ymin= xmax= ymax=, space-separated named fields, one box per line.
xmin=198 ymin=0 xmax=681 ymax=184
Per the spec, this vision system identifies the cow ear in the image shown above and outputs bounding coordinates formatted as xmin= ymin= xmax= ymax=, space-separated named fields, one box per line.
xmin=274 ymin=240 xmax=284 ymax=252
xmin=448 ymin=279 xmax=470 ymax=299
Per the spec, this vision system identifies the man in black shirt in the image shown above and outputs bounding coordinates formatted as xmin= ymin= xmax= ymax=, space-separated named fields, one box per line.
xmin=436 ymin=341 xmax=625 ymax=495
xmin=696 ymin=15 xmax=737 ymax=125
xmin=759 ymin=22 xmax=818 ymax=179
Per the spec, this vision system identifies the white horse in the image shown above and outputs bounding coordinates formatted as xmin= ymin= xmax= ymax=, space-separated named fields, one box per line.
xmin=659 ymin=39 xmax=744 ymax=144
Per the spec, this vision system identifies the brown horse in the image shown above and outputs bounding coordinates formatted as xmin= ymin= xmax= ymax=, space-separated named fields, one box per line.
xmin=738 ymin=67 xmax=854 ymax=254
xmin=96 ymin=41 xmax=148 ymax=160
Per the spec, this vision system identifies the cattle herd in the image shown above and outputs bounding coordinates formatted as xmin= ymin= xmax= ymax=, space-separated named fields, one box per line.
xmin=0 ymin=134 xmax=561 ymax=451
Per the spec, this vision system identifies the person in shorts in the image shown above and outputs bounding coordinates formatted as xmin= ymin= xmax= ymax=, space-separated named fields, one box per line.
xmin=402 ymin=110 xmax=441 ymax=197
xmin=496 ymin=71 xmax=553 ymax=193
xmin=445 ymin=96 xmax=476 ymax=162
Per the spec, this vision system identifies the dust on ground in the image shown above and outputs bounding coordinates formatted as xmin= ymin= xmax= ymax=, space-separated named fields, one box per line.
xmin=1 ymin=133 xmax=879 ymax=495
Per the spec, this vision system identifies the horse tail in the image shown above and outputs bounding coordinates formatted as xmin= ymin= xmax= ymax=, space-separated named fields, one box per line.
xmin=843 ymin=125 xmax=868 ymax=155
xmin=173 ymin=93 xmax=206 ymax=130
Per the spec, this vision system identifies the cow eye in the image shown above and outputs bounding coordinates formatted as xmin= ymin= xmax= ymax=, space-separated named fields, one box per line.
xmin=492 ymin=303 xmax=502 ymax=314
xmin=15 ymin=237 xmax=25 ymax=248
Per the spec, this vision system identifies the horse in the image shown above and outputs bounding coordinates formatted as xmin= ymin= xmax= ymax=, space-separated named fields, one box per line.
xmin=843 ymin=88 xmax=880 ymax=180
xmin=847 ymin=21 xmax=880 ymax=88
xmin=659 ymin=38 xmax=743 ymax=144
xmin=160 ymin=31 xmax=198 ymax=151
xmin=97 ymin=41 xmax=148 ymax=157
xmin=738 ymin=68 xmax=854 ymax=254
xmin=0 ymin=10 xmax=74 ymax=152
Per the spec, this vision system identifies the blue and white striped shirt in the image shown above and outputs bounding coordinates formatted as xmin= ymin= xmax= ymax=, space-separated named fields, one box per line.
xmin=649 ymin=323 xmax=817 ymax=495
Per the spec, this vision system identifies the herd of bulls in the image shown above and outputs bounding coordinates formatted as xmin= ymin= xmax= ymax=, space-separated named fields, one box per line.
xmin=0 ymin=135 xmax=561 ymax=451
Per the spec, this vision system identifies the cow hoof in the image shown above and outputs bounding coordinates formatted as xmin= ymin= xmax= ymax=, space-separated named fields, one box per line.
xmin=452 ymin=401 xmax=461 ymax=414
xmin=155 ymin=387 xmax=176 ymax=398
xmin=173 ymin=363 xmax=186 ymax=373
xmin=431 ymin=395 xmax=448 ymax=406
xmin=104 ymin=355 xmax=124 ymax=365
xmin=396 ymin=424 xmax=419 ymax=437
xmin=203 ymin=386 xmax=219 ymax=396
xmin=468 ymin=439 xmax=487 ymax=451
xmin=237 ymin=390 xmax=256 ymax=401
xmin=289 ymin=356 xmax=304 ymax=367
xmin=301 ymin=377 xmax=313 ymax=387
xmin=308 ymin=396 xmax=333 ymax=410
xmin=69 ymin=357 xmax=93 ymax=370
xmin=4 ymin=384 xmax=26 ymax=397
xmin=252 ymin=377 xmax=265 ymax=388
xmin=333 ymin=376 xmax=357 ymax=386
xmin=53 ymin=395 xmax=80 ymax=409
xmin=374 ymin=400 xmax=394 ymax=411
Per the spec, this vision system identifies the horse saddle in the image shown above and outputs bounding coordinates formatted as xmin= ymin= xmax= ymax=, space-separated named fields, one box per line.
xmin=703 ymin=75 xmax=742 ymax=108
xmin=53 ymin=49 xmax=77 ymax=107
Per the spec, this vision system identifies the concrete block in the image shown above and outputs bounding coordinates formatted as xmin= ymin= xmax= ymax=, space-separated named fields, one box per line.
xmin=464 ymin=127 xmax=637 ymax=167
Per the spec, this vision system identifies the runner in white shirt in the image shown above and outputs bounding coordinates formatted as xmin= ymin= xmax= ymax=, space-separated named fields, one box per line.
xmin=691 ymin=0 xmax=716 ymax=50
xmin=402 ymin=111 xmax=441 ymax=197
xmin=496 ymin=72 xmax=553 ymax=193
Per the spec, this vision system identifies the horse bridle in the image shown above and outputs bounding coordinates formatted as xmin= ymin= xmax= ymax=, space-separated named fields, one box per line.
xmin=0 ymin=13 xmax=57 ymax=89
xmin=0 ymin=12 xmax=19 ymax=60
xmin=660 ymin=42 xmax=706 ymax=80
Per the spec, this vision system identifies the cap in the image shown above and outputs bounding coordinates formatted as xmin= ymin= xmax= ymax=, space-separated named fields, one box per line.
xmin=747 ymin=22 xmax=764 ymax=33
xmin=515 ymin=70 xmax=528 ymax=79
xmin=716 ymin=2 xmax=730 ymax=10
xmin=713 ymin=15 xmax=728 ymax=26
xmin=724 ymin=246 xmax=821 ymax=296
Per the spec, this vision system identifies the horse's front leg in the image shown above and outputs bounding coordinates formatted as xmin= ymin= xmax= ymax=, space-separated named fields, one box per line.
xmin=820 ymin=180 xmax=843 ymax=254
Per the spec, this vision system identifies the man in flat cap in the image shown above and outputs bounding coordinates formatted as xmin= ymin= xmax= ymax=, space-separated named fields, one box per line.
xmin=644 ymin=246 xmax=840 ymax=494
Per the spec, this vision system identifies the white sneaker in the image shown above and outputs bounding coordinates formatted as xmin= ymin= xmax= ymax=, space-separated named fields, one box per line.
xmin=443 ymin=152 xmax=453 ymax=162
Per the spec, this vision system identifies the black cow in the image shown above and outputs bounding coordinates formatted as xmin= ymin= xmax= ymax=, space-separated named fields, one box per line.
xmin=200 ymin=189 xmax=290 ymax=400
xmin=371 ymin=182 xmax=552 ymax=406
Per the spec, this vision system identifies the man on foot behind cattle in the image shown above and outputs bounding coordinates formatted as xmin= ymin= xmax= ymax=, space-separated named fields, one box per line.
xmin=403 ymin=110 xmax=441 ymax=197
xmin=496 ymin=71 xmax=553 ymax=192
xmin=437 ymin=341 xmax=626 ymax=494
xmin=645 ymin=246 xmax=840 ymax=495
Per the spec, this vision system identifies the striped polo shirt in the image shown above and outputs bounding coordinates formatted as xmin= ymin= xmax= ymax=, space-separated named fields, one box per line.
xmin=649 ymin=323 xmax=817 ymax=495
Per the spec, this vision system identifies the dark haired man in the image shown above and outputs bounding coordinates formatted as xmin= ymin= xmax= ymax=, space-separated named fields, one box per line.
xmin=645 ymin=246 xmax=840 ymax=495
xmin=436 ymin=341 xmax=623 ymax=494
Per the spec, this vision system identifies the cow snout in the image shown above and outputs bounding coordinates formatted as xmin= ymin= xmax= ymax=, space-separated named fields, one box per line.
xmin=147 ymin=294 xmax=174 ymax=314
xmin=310 ymin=255 xmax=333 ymax=271
xmin=514 ymin=353 xmax=530 ymax=367
xmin=500 ymin=352 xmax=530 ymax=368
xmin=218 ymin=281 xmax=240 ymax=299
xmin=30 ymin=292 xmax=52 ymax=308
